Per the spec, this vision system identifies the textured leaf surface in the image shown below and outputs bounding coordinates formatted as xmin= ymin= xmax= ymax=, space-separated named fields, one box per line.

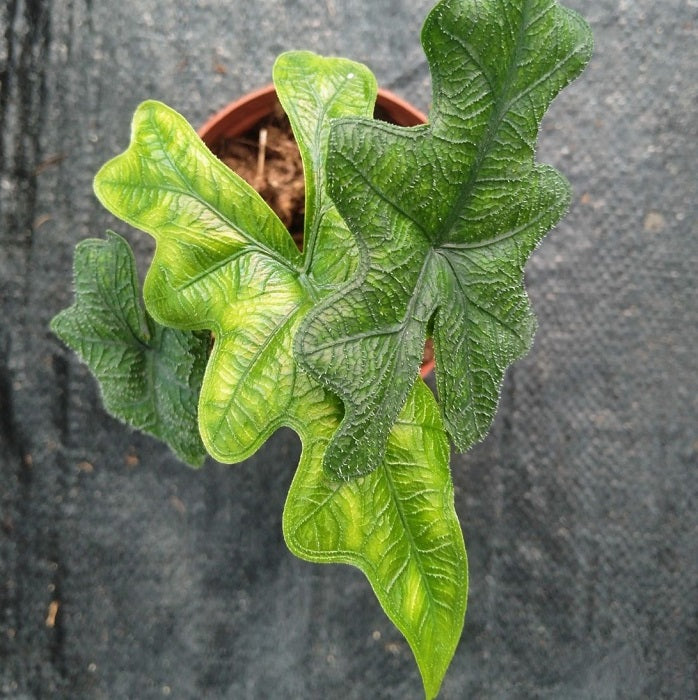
xmin=89 ymin=52 xmax=469 ymax=696
xmin=93 ymin=52 xmax=377 ymax=462
xmin=94 ymin=99 xmax=306 ymax=462
xmin=296 ymin=0 xmax=593 ymax=478
xmin=273 ymin=51 xmax=376 ymax=289
xmin=51 ymin=232 xmax=208 ymax=466
xmin=284 ymin=379 xmax=467 ymax=700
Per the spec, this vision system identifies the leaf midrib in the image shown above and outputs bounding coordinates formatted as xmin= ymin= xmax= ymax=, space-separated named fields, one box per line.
xmin=430 ymin=0 xmax=532 ymax=247
xmin=301 ymin=73 xmax=354 ymax=277
xmin=92 ymin=237 xmax=151 ymax=352
xmin=380 ymin=458 xmax=450 ymax=617
xmin=288 ymin=451 xmax=450 ymax=618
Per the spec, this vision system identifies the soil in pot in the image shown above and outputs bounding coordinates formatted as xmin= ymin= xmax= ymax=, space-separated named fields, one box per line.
xmin=208 ymin=101 xmax=404 ymax=247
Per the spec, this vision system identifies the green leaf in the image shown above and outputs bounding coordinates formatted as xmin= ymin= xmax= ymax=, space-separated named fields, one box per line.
xmin=50 ymin=231 xmax=208 ymax=466
xmin=295 ymin=0 xmax=594 ymax=478
xmin=90 ymin=52 xmax=469 ymax=697
xmin=276 ymin=59 xmax=468 ymax=695
xmin=284 ymin=379 xmax=467 ymax=700
xmin=94 ymin=99 xmax=306 ymax=462
xmin=273 ymin=51 xmax=377 ymax=289
xmin=92 ymin=52 xmax=377 ymax=463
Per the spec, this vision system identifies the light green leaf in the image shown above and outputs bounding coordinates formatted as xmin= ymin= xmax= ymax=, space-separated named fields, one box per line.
xmin=273 ymin=50 xmax=377 ymax=289
xmin=92 ymin=53 xmax=380 ymax=463
xmin=88 ymin=52 xmax=470 ymax=696
xmin=94 ymin=100 xmax=307 ymax=462
xmin=50 ymin=231 xmax=208 ymax=466
xmin=284 ymin=379 xmax=467 ymax=700
xmin=295 ymin=0 xmax=593 ymax=478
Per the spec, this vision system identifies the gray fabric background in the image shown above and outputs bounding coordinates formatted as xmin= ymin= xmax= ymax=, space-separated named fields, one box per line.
xmin=1 ymin=0 xmax=696 ymax=697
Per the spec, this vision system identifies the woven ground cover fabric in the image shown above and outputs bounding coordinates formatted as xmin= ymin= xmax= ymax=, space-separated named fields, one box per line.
xmin=0 ymin=1 xmax=696 ymax=697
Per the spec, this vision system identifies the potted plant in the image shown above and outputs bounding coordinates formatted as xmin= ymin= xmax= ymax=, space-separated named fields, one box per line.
xmin=51 ymin=0 xmax=592 ymax=697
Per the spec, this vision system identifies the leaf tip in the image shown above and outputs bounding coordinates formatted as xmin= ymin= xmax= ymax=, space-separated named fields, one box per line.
xmin=92 ymin=99 xmax=176 ymax=209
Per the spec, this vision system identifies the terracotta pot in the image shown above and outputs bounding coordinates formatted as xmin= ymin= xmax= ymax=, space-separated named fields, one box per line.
xmin=198 ymin=85 xmax=435 ymax=378
xmin=198 ymin=84 xmax=427 ymax=142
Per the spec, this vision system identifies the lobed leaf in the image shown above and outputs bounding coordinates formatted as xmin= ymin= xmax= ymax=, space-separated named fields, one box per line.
xmin=295 ymin=0 xmax=594 ymax=478
xmin=93 ymin=54 xmax=379 ymax=463
xmin=273 ymin=50 xmax=377 ymax=289
xmin=85 ymin=50 xmax=473 ymax=697
xmin=284 ymin=379 xmax=467 ymax=700
xmin=51 ymin=232 xmax=208 ymax=466
xmin=94 ymin=100 xmax=309 ymax=462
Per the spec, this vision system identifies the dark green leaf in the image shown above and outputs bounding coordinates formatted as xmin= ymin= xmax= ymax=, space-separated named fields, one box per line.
xmin=51 ymin=232 xmax=208 ymax=466
xmin=296 ymin=0 xmax=593 ymax=478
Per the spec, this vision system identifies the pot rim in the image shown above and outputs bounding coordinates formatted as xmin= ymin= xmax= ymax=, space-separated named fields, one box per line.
xmin=198 ymin=84 xmax=428 ymax=142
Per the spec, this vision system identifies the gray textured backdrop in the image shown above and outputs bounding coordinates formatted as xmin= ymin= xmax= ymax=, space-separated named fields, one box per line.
xmin=1 ymin=1 xmax=696 ymax=698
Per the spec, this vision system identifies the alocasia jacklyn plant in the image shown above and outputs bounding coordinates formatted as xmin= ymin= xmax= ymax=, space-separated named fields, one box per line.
xmin=51 ymin=0 xmax=592 ymax=696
